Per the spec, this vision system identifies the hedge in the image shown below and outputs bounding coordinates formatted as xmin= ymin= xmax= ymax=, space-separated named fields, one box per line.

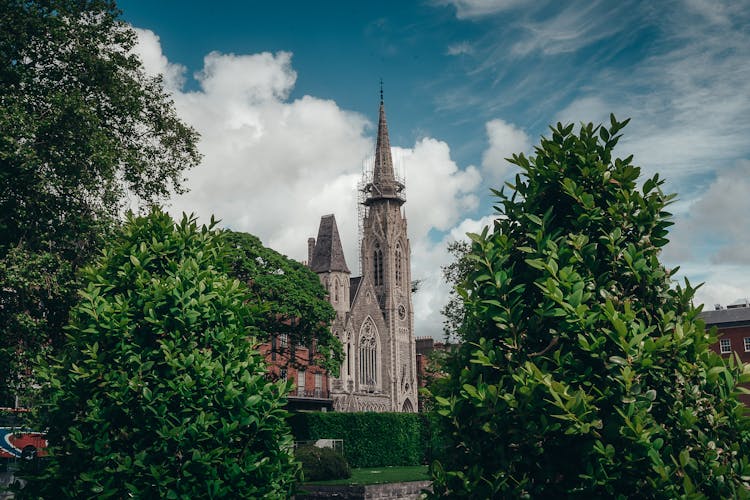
xmin=289 ymin=412 xmax=428 ymax=468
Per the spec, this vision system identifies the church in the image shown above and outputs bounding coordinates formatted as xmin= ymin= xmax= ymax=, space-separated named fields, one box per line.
xmin=306 ymin=95 xmax=418 ymax=413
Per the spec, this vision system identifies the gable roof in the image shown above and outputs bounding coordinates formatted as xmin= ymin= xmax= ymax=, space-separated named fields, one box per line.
xmin=309 ymin=214 xmax=350 ymax=274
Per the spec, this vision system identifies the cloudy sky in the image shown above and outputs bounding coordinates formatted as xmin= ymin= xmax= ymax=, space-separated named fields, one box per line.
xmin=120 ymin=0 xmax=750 ymax=339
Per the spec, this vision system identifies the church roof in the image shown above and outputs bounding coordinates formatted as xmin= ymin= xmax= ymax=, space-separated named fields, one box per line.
xmin=310 ymin=214 xmax=350 ymax=274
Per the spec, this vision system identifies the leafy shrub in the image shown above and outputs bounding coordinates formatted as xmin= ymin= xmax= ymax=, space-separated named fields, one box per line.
xmin=21 ymin=210 xmax=299 ymax=499
xmin=289 ymin=412 xmax=427 ymax=468
xmin=430 ymin=117 xmax=750 ymax=498
xmin=296 ymin=445 xmax=351 ymax=481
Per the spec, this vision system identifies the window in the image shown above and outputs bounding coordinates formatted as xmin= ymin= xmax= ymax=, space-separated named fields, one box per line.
xmin=334 ymin=279 xmax=339 ymax=302
xmin=395 ymin=244 xmax=402 ymax=287
xmin=297 ymin=370 xmax=306 ymax=396
xmin=279 ymin=333 xmax=288 ymax=348
xmin=359 ymin=319 xmax=377 ymax=386
xmin=744 ymin=337 xmax=750 ymax=352
xmin=315 ymin=373 xmax=322 ymax=397
xmin=280 ymin=368 xmax=287 ymax=381
xmin=373 ymin=243 xmax=383 ymax=286
xmin=347 ymin=342 xmax=351 ymax=377
xmin=720 ymin=338 xmax=732 ymax=354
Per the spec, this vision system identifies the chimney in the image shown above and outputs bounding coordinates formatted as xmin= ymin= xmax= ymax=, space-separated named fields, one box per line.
xmin=308 ymin=238 xmax=316 ymax=265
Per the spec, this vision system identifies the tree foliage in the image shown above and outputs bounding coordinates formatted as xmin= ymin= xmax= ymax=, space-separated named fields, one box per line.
xmin=223 ymin=231 xmax=342 ymax=375
xmin=20 ymin=210 xmax=298 ymax=499
xmin=441 ymin=240 xmax=472 ymax=342
xmin=430 ymin=117 xmax=750 ymax=498
xmin=0 ymin=0 xmax=200 ymax=404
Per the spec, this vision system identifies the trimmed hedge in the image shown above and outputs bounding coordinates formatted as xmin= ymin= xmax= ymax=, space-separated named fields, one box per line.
xmin=289 ymin=412 xmax=428 ymax=468
xmin=296 ymin=445 xmax=351 ymax=481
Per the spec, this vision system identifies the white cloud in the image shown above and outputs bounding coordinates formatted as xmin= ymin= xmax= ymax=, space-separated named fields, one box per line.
xmin=411 ymin=215 xmax=496 ymax=339
xmin=397 ymin=139 xmax=482 ymax=241
xmin=196 ymin=51 xmax=297 ymax=103
xmin=554 ymin=96 xmax=610 ymax=128
xmin=133 ymin=28 xmax=186 ymax=90
xmin=510 ymin=2 xmax=632 ymax=57
xmin=446 ymin=41 xmax=473 ymax=56
xmin=134 ymin=28 xmax=369 ymax=267
xmin=481 ymin=119 xmax=530 ymax=184
xmin=434 ymin=0 xmax=532 ymax=19
xmin=683 ymin=0 xmax=732 ymax=25
xmin=675 ymin=262 xmax=750 ymax=313
xmin=665 ymin=159 xmax=750 ymax=266
xmin=133 ymin=28 xmax=485 ymax=339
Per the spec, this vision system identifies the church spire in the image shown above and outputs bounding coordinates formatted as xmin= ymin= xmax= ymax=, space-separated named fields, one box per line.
xmin=365 ymin=83 xmax=404 ymax=206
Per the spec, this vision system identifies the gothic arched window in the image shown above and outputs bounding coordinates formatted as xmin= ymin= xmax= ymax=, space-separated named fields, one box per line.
xmin=334 ymin=278 xmax=339 ymax=302
xmin=347 ymin=341 xmax=351 ymax=377
xmin=373 ymin=243 xmax=384 ymax=286
xmin=395 ymin=243 xmax=403 ymax=287
xmin=341 ymin=330 xmax=352 ymax=378
xmin=359 ymin=319 xmax=378 ymax=386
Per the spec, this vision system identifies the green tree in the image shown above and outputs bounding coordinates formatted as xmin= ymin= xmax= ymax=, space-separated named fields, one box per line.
xmin=20 ymin=210 xmax=298 ymax=499
xmin=0 ymin=0 xmax=200 ymax=404
xmin=224 ymin=232 xmax=342 ymax=375
xmin=430 ymin=117 xmax=750 ymax=498
xmin=441 ymin=240 xmax=472 ymax=342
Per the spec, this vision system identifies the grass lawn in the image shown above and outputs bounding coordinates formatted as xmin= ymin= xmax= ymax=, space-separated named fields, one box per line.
xmin=305 ymin=465 xmax=429 ymax=485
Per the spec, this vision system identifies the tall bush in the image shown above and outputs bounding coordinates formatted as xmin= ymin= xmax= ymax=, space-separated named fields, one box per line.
xmin=430 ymin=117 xmax=750 ymax=498
xmin=22 ymin=210 xmax=298 ymax=499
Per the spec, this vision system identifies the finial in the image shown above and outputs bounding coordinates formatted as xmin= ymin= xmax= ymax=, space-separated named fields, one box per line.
xmin=379 ymin=79 xmax=384 ymax=104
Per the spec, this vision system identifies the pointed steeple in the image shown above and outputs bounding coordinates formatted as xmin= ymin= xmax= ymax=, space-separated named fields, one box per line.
xmin=373 ymin=84 xmax=395 ymax=186
xmin=310 ymin=214 xmax=350 ymax=274
xmin=364 ymin=84 xmax=405 ymax=206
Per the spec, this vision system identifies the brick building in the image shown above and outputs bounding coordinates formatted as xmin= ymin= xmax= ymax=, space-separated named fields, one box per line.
xmin=415 ymin=337 xmax=453 ymax=412
xmin=258 ymin=336 xmax=333 ymax=412
xmin=699 ymin=298 xmax=750 ymax=403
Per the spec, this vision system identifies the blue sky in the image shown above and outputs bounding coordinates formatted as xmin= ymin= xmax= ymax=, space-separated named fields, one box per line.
xmin=120 ymin=0 xmax=750 ymax=338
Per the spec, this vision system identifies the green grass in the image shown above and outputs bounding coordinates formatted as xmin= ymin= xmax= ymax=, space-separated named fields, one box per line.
xmin=305 ymin=465 xmax=429 ymax=485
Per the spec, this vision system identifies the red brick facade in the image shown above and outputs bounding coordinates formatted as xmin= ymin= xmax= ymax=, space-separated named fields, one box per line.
xmin=258 ymin=335 xmax=333 ymax=411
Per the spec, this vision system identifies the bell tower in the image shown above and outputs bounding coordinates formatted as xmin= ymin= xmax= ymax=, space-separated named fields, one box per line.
xmin=360 ymin=87 xmax=417 ymax=412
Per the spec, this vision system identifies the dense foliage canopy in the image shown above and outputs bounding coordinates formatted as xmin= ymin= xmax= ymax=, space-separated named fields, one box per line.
xmin=430 ymin=117 xmax=750 ymax=498
xmin=21 ymin=210 xmax=298 ymax=499
xmin=0 ymin=0 xmax=200 ymax=404
xmin=224 ymin=231 xmax=342 ymax=375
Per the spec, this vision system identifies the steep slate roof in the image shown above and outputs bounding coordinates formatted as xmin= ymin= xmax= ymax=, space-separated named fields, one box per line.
xmin=309 ymin=214 xmax=350 ymax=274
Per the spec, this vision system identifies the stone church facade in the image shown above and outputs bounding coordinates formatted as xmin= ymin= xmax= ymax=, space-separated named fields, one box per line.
xmin=306 ymin=96 xmax=418 ymax=412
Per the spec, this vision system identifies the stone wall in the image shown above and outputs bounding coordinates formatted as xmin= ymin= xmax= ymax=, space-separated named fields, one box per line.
xmin=298 ymin=480 xmax=431 ymax=499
